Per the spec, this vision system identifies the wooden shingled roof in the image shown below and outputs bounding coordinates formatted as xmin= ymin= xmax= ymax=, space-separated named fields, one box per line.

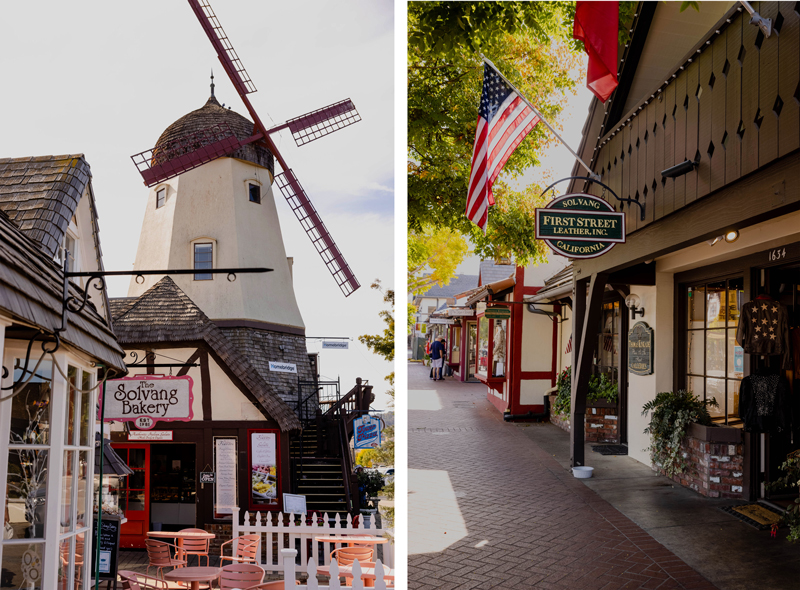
xmin=109 ymin=277 xmax=301 ymax=431
xmin=0 ymin=155 xmax=92 ymax=258
xmin=155 ymin=95 xmax=274 ymax=175
xmin=0 ymin=209 xmax=126 ymax=372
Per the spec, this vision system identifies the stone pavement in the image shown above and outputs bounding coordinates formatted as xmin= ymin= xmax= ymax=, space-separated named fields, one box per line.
xmin=408 ymin=361 xmax=718 ymax=590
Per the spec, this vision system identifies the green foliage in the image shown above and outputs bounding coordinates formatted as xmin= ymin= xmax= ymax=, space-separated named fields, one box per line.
xmin=359 ymin=280 xmax=394 ymax=363
xmin=408 ymin=2 xmax=638 ymax=263
xmin=356 ymin=448 xmax=380 ymax=468
xmin=357 ymin=469 xmax=386 ymax=498
xmin=553 ymin=366 xmax=571 ymax=416
xmin=408 ymin=226 xmax=470 ymax=295
xmin=765 ymin=456 xmax=800 ymax=542
xmin=588 ymin=373 xmax=618 ymax=405
xmin=552 ymin=367 xmax=618 ymax=416
xmin=642 ymin=390 xmax=717 ymax=477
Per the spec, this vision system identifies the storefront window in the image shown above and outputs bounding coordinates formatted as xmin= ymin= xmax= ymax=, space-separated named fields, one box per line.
xmin=686 ymin=278 xmax=744 ymax=424
xmin=450 ymin=326 xmax=461 ymax=364
xmin=477 ymin=317 xmax=490 ymax=377
xmin=2 ymin=543 xmax=45 ymax=590
xmin=594 ymin=302 xmax=621 ymax=385
xmin=493 ymin=319 xmax=507 ymax=377
xmin=467 ymin=322 xmax=477 ymax=379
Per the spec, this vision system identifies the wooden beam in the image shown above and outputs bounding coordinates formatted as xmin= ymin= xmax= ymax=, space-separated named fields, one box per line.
xmin=571 ymin=273 xmax=608 ymax=467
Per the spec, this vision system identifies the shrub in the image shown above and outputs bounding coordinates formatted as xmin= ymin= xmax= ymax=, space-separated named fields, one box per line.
xmin=766 ymin=456 xmax=800 ymax=542
xmin=552 ymin=367 xmax=618 ymax=416
xmin=642 ymin=390 xmax=717 ymax=477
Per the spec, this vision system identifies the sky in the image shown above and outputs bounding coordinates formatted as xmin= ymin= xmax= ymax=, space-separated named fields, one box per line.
xmin=0 ymin=1 xmax=395 ymax=409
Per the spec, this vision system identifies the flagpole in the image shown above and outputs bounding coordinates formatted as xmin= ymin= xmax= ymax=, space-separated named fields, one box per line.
xmin=480 ymin=54 xmax=601 ymax=182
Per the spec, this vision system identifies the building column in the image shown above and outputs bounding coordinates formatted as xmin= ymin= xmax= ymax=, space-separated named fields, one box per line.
xmin=570 ymin=273 xmax=607 ymax=467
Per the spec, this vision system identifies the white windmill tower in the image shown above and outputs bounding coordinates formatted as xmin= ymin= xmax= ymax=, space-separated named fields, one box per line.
xmin=127 ymin=0 xmax=362 ymax=390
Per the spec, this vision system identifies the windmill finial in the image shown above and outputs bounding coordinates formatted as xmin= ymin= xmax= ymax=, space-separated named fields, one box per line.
xmin=210 ymin=69 xmax=215 ymax=98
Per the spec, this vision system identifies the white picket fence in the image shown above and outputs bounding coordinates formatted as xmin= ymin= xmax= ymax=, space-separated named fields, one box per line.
xmin=230 ymin=507 xmax=394 ymax=573
xmin=278 ymin=549 xmax=391 ymax=589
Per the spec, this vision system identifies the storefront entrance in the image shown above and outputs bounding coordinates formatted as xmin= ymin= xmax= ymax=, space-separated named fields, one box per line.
xmin=112 ymin=442 xmax=197 ymax=548
xmin=467 ymin=322 xmax=477 ymax=380
xmin=751 ymin=263 xmax=800 ymax=503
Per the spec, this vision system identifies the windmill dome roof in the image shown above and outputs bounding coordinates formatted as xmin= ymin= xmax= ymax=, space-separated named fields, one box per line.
xmin=154 ymin=95 xmax=274 ymax=176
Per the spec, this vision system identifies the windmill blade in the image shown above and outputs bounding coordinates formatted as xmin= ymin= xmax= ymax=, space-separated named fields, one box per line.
xmin=188 ymin=0 xmax=257 ymax=98
xmin=270 ymin=99 xmax=362 ymax=147
xmin=131 ymin=123 xmax=245 ymax=187
xmin=275 ymin=170 xmax=360 ymax=297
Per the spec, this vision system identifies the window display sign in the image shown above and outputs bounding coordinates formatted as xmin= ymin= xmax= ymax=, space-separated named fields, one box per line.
xmin=248 ymin=430 xmax=280 ymax=510
xmin=214 ymin=437 xmax=238 ymax=518
xmin=535 ymin=193 xmax=625 ymax=259
xmin=283 ymin=493 xmax=307 ymax=515
xmin=101 ymin=375 xmax=193 ymax=427
xmin=628 ymin=322 xmax=654 ymax=376
xmin=354 ymin=415 xmax=382 ymax=449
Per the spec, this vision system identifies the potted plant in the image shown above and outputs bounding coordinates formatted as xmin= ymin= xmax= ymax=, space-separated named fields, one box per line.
xmin=642 ymin=390 xmax=717 ymax=477
xmin=552 ymin=367 xmax=619 ymax=416
xmin=765 ymin=455 xmax=800 ymax=542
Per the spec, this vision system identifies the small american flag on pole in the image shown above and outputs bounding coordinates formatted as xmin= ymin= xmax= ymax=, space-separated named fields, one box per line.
xmin=565 ymin=336 xmax=572 ymax=354
xmin=466 ymin=61 xmax=540 ymax=231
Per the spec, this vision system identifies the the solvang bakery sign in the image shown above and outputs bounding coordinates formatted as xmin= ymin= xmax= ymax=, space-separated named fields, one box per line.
xmin=535 ymin=193 xmax=625 ymax=259
xmin=100 ymin=374 xmax=194 ymax=429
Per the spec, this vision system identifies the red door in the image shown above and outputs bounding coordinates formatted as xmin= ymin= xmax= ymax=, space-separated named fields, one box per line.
xmin=112 ymin=444 xmax=150 ymax=549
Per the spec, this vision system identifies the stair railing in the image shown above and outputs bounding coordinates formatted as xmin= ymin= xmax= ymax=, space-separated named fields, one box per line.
xmin=337 ymin=417 xmax=355 ymax=514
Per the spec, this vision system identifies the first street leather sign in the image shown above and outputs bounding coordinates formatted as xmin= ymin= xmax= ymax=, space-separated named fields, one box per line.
xmin=535 ymin=193 xmax=625 ymax=259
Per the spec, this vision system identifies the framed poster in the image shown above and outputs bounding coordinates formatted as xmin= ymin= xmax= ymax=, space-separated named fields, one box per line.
xmin=283 ymin=493 xmax=307 ymax=515
xmin=248 ymin=429 xmax=281 ymax=511
xmin=213 ymin=437 xmax=238 ymax=519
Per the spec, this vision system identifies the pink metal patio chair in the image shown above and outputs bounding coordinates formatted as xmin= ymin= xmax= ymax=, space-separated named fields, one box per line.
xmin=220 ymin=533 xmax=260 ymax=564
xmin=219 ymin=563 xmax=265 ymax=590
xmin=144 ymin=538 xmax=187 ymax=579
xmin=178 ymin=527 xmax=211 ymax=566
xmin=119 ymin=570 xmax=169 ymax=590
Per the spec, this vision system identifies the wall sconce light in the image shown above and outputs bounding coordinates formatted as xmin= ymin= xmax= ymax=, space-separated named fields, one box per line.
xmin=624 ymin=294 xmax=645 ymax=319
xmin=661 ymin=158 xmax=698 ymax=179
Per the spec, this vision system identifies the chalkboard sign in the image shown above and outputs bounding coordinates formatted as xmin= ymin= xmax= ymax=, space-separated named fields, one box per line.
xmin=91 ymin=515 xmax=122 ymax=580
xmin=628 ymin=322 xmax=654 ymax=376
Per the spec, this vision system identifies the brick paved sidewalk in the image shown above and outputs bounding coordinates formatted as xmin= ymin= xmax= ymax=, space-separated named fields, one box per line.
xmin=408 ymin=362 xmax=717 ymax=590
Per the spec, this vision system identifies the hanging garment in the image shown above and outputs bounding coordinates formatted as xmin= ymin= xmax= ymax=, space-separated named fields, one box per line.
xmin=736 ymin=296 xmax=792 ymax=370
xmin=738 ymin=373 xmax=791 ymax=432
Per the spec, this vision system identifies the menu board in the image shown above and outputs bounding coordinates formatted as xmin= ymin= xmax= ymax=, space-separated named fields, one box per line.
xmin=214 ymin=437 xmax=237 ymax=519
xmin=249 ymin=430 xmax=279 ymax=509
xmin=91 ymin=515 xmax=121 ymax=580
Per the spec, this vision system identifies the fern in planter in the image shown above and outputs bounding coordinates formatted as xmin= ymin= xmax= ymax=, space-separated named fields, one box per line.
xmin=552 ymin=368 xmax=618 ymax=416
xmin=642 ymin=390 xmax=717 ymax=477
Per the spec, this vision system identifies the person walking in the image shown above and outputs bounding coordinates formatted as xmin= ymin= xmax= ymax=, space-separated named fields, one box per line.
xmin=431 ymin=336 xmax=446 ymax=381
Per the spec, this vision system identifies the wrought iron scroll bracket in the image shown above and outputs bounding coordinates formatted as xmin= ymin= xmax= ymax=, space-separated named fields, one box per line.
xmin=539 ymin=176 xmax=646 ymax=221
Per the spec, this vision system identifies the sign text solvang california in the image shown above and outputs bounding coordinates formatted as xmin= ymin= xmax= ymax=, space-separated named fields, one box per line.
xmin=535 ymin=193 xmax=626 ymax=259
xmin=101 ymin=374 xmax=194 ymax=428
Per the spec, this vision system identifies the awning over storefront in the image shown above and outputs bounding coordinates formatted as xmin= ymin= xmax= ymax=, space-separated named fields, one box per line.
xmin=528 ymin=265 xmax=573 ymax=303
xmin=465 ymin=274 xmax=516 ymax=307
xmin=95 ymin=432 xmax=134 ymax=476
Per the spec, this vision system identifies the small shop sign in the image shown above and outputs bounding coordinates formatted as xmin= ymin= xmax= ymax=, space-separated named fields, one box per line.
xmin=200 ymin=472 xmax=216 ymax=484
xmin=535 ymin=193 xmax=625 ymax=259
xmin=322 ymin=341 xmax=349 ymax=349
xmin=128 ymin=430 xmax=173 ymax=441
xmin=628 ymin=322 xmax=654 ymax=375
xmin=430 ymin=318 xmax=455 ymax=324
xmin=484 ymin=306 xmax=511 ymax=319
xmin=268 ymin=361 xmax=297 ymax=374
xmin=102 ymin=375 xmax=193 ymax=427
xmin=283 ymin=493 xmax=307 ymax=515
xmin=354 ymin=415 xmax=382 ymax=449
xmin=448 ymin=308 xmax=474 ymax=316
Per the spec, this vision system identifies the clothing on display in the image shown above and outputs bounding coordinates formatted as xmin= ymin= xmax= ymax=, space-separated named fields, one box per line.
xmin=738 ymin=372 xmax=791 ymax=432
xmin=736 ymin=295 xmax=792 ymax=370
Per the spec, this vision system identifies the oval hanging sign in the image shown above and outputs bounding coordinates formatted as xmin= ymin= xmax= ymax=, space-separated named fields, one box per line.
xmin=535 ymin=193 xmax=625 ymax=259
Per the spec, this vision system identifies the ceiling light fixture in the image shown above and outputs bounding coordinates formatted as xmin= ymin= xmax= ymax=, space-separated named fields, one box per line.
xmin=724 ymin=230 xmax=740 ymax=243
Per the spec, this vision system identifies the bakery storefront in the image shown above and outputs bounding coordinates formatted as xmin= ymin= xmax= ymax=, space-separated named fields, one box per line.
xmin=107 ymin=277 xmax=301 ymax=549
xmin=562 ymin=1 xmax=800 ymax=503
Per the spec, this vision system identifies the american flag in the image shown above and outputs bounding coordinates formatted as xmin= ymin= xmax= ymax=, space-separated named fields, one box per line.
xmin=466 ymin=62 xmax=540 ymax=231
xmin=565 ymin=336 xmax=572 ymax=354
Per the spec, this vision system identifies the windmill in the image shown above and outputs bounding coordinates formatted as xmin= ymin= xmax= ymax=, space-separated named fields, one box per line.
xmin=130 ymin=0 xmax=361 ymax=297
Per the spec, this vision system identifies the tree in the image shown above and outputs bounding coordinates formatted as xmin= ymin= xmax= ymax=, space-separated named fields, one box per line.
xmin=408 ymin=2 xmax=636 ymax=264
xmin=358 ymin=280 xmax=395 ymax=528
xmin=408 ymin=225 xmax=470 ymax=295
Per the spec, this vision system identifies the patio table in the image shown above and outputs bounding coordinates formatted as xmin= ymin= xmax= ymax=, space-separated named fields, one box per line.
xmin=164 ymin=565 xmax=221 ymax=590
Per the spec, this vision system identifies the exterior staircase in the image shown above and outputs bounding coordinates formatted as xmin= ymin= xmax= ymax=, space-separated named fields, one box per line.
xmin=289 ymin=378 xmax=374 ymax=518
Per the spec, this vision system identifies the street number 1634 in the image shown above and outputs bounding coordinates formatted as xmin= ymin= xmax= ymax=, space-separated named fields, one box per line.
xmin=768 ymin=248 xmax=787 ymax=261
